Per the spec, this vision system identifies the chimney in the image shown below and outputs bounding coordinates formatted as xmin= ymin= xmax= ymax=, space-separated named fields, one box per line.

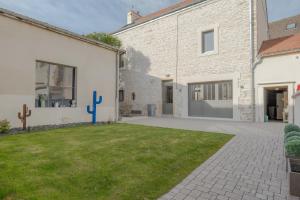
xmin=127 ymin=10 xmax=141 ymax=24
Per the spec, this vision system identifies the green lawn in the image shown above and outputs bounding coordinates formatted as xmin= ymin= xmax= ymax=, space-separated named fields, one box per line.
xmin=0 ymin=124 xmax=233 ymax=200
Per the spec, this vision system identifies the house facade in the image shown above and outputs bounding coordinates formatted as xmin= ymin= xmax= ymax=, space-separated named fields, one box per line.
xmin=255 ymin=34 xmax=300 ymax=124
xmin=114 ymin=0 xmax=269 ymax=121
xmin=0 ymin=8 xmax=123 ymax=128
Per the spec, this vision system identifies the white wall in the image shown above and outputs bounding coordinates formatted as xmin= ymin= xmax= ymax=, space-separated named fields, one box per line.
xmin=0 ymin=15 xmax=118 ymax=128
xmin=255 ymin=53 xmax=300 ymax=123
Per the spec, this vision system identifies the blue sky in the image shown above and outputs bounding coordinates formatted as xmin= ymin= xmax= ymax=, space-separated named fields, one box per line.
xmin=0 ymin=0 xmax=299 ymax=34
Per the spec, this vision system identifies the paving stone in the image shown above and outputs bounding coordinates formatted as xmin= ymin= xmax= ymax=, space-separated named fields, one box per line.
xmin=122 ymin=117 xmax=300 ymax=200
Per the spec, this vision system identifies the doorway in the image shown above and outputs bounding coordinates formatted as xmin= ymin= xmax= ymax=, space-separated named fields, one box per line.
xmin=265 ymin=87 xmax=288 ymax=122
xmin=162 ymin=80 xmax=173 ymax=115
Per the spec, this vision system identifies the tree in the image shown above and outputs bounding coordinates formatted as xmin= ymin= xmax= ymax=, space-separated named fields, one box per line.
xmin=85 ymin=32 xmax=122 ymax=48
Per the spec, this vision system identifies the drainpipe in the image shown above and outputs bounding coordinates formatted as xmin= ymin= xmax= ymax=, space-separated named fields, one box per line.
xmin=252 ymin=56 xmax=263 ymax=122
xmin=115 ymin=50 xmax=121 ymax=122
xmin=249 ymin=0 xmax=256 ymax=122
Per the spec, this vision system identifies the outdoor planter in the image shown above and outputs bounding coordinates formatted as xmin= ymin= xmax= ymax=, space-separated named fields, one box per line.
xmin=288 ymin=158 xmax=300 ymax=197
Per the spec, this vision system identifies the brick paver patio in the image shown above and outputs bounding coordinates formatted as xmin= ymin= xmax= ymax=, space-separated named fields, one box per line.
xmin=122 ymin=117 xmax=300 ymax=200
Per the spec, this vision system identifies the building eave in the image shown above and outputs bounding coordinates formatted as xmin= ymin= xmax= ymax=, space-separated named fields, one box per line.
xmin=112 ymin=0 xmax=208 ymax=35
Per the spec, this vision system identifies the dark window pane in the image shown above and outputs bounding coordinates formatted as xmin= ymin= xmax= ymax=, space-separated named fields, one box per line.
xmin=35 ymin=62 xmax=49 ymax=107
xmin=166 ymin=86 xmax=173 ymax=103
xmin=212 ymin=84 xmax=215 ymax=100
xmin=35 ymin=61 xmax=76 ymax=108
xmin=202 ymin=30 xmax=214 ymax=53
xmin=119 ymin=90 xmax=124 ymax=102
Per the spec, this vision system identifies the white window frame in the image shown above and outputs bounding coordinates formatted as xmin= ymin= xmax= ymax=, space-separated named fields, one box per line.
xmin=286 ymin=23 xmax=297 ymax=30
xmin=35 ymin=61 xmax=77 ymax=108
xmin=198 ymin=24 xmax=219 ymax=56
xmin=119 ymin=54 xmax=126 ymax=69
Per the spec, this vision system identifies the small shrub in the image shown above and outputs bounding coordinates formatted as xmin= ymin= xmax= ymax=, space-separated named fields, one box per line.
xmin=285 ymin=136 xmax=300 ymax=144
xmin=0 ymin=119 xmax=10 ymax=133
xmin=285 ymin=139 xmax=300 ymax=157
xmin=284 ymin=124 xmax=300 ymax=134
xmin=284 ymin=131 xmax=300 ymax=142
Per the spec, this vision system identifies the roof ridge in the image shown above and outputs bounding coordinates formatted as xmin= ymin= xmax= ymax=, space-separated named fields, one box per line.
xmin=113 ymin=0 xmax=206 ymax=34
xmin=269 ymin=13 xmax=300 ymax=24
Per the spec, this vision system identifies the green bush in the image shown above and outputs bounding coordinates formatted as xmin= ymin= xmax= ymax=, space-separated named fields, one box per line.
xmin=285 ymin=136 xmax=300 ymax=144
xmin=285 ymin=131 xmax=300 ymax=142
xmin=0 ymin=119 xmax=10 ymax=133
xmin=284 ymin=124 xmax=300 ymax=134
xmin=285 ymin=139 xmax=300 ymax=157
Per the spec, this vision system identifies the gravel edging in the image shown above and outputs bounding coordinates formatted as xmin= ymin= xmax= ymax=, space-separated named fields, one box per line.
xmin=0 ymin=121 xmax=115 ymax=136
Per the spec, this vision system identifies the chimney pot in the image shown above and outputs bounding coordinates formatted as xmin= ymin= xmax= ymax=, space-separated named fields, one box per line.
xmin=127 ymin=10 xmax=141 ymax=24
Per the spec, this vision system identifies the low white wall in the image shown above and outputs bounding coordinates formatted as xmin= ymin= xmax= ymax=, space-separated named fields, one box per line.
xmin=0 ymin=15 xmax=117 ymax=128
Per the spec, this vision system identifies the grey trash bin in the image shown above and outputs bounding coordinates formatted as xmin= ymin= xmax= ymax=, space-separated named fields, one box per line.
xmin=147 ymin=104 xmax=156 ymax=117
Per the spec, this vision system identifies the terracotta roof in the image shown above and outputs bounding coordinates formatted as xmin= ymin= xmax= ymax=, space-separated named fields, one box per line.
xmin=113 ymin=0 xmax=207 ymax=34
xmin=259 ymin=33 xmax=300 ymax=57
xmin=0 ymin=8 xmax=125 ymax=53
xmin=269 ymin=14 xmax=300 ymax=39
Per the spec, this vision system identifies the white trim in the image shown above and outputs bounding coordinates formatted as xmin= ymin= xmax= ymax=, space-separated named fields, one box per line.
xmin=197 ymin=24 xmax=219 ymax=57
xmin=256 ymin=82 xmax=295 ymax=123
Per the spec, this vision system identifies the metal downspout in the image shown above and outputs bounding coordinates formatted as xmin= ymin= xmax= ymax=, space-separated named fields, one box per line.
xmin=115 ymin=51 xmax=120 ymax=122
xmin=249 ymin=0 xmax=256 ymax=122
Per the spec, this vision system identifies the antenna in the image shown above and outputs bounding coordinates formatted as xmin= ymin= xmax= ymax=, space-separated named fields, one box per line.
xmin=129 ymin=0 xmax=134 ymax=11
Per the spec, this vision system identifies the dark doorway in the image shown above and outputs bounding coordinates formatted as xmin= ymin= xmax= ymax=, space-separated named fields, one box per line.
xmin=265 ymin=87 xmax=288 ymax=122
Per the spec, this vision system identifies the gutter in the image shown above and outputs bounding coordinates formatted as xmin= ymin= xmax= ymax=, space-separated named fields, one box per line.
xmin=249 ymin=0 xmax=256 ymax=122
xmin=115 ymin=50 xmax=126 ymax=122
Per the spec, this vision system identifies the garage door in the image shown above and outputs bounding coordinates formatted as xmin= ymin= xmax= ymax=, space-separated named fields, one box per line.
xmin=188 ymin=81 xmax=233 ymax=118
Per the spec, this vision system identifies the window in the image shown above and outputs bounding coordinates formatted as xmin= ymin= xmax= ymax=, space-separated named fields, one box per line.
xmin=287 ymin=23 xmax=296 ymax=30
xmin=35 ymin=61 xmax=76 ymax=108
xmin=202 ymin=30 xmax=214 ymax=53
xmin=119 ymin=90 xmax=124 ymax=102
xmin=132 ymin=92 xmax=136 ymax=101
xmin=120 ymin=54 xmax=126 ymax=68
xmin=192 ymin=81 xmax=232 ymax=101
xmin=166 ymin=86 xmax=173 ymax=103
xmin=218 ymin=82 xmax=232 ymax=100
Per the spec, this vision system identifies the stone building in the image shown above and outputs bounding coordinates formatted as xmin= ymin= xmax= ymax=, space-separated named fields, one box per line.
xmin=114 ymin=0 xmax=269 ymax=121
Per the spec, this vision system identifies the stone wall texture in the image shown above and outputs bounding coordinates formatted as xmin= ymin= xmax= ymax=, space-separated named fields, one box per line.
xmin=115 ymin=0 xmax=268 ymax=121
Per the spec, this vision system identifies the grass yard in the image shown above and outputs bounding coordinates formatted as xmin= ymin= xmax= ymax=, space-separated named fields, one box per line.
xmin=0 ymin=124 xmax=233 ymax=200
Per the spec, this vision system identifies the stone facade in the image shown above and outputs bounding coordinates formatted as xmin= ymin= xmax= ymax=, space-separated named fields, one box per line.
xmin=115 ymin=0 xmax=268 ymax=121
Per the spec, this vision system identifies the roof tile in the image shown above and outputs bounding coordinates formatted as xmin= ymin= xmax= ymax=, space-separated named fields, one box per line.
xmin=259 ymin=33 xmax=300 ymax=57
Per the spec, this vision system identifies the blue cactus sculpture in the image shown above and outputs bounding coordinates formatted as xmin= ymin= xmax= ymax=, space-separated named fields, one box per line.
xmin=87 ymin=91 xmax=103 ymax=124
